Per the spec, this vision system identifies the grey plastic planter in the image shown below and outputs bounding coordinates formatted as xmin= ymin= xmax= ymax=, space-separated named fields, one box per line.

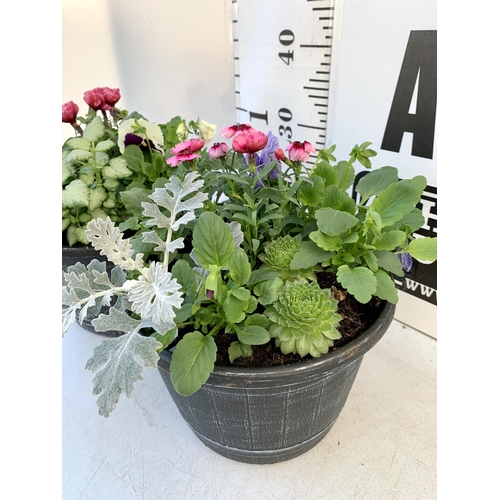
xmin=62 ymin=245 xmax=123 ymax=337
xmin=158 ymin=301 xmax=396 ymax=464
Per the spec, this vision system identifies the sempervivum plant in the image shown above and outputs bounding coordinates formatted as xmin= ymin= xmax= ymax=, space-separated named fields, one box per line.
xmin=265 ymin=279 xmax=342 ymax=357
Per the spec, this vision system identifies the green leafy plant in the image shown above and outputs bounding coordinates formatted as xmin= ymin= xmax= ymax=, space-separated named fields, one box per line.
xmin=62 ymin=87 xmax=216 ymax=247
xmin=62 ymin=122 xmax=437 ymax=416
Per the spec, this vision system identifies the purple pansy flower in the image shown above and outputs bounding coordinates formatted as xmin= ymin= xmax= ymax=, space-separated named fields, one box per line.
xmin=397 ymin=252 xmax=413 ymax=273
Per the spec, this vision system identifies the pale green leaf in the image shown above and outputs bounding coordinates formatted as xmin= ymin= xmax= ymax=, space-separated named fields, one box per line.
xmin=64 ymin=149 xmax=93 ymax=164
xmin=62 ymin=179 xmax=90 ymax=208
xmin=297 ymin=175 xmax=324 ymax=206
xmin=170 ymin=332 xmax=216 ymax=396
xmin=334 ymin=160 xmax=355 ymax=189
xmin=88 ymin=186 xmax=107 ymax=211
xmin=85 ymin=331 xmax=162 ymax=417
xmin=102 ymin=157 xmax=133 ymax=179
xmin=223 ymin=290 xmax=249 ymax=323
xmin=406 ymin=237 xmax=437 ymax=262
xmin=66 ymin=137 xmax=91 ymax=151
xmin=83 ymin=116 xmax=106 ymax=143
xmin=336 ymin=265 xmax=377 ymax=304
xmin=309 ymin=231 xmax=343 ymax=252
xmin=95 ymin=139 xmax=116 ymax=152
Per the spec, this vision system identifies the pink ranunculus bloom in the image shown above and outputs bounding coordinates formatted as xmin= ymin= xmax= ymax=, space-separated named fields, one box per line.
xmin=274 ymin=148 xmax=286 ymax=161
xmin=232 ymin=130 xmax=268 ymax=154
xmin=209 ymin=142 xmax=229 ymax=160
xmin=167 ymin=138 xmax=205 ymax=166
xmin=286 ymin=141 xmax=317 ymax=162
xmin=220 ymin=123 xmax=253 ymax=139
xmin=83 ymin=87 xmax=121 ymax=111
xmin=62 ymin=101 xmax=79 ymax=124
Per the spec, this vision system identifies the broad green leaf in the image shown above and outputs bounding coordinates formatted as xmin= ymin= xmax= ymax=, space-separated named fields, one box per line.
xmin=334 ymin=160 xmax=355 ymax=189
xmin=235 ymin=325 xmax=271 ymax=345
xmin=315 ymin=208 xmax=359 ymax=236
xmin=122 ymin=145 xmax=144 ymax=172
xmin=244 ymin=314 xmax=269 ymax=328
xmin=171 ymin=259 xmax=198 ymax=300
xmin=253 ymin=278 xmax=284 ymax=305
xmin=228 ymin=341 xmax=253 ymax=363
xmin=229 ymin=249 xmax=251 ymax=286
xmin=193 ymin=212 xmax=235 ymax=269
xmin=374 ymin=270 xmax=399 ymax=304
xmin=369 ymin=176 xmax=427 ymax=227
xmin=297 ymin=175 xmax=325 ymax=206
xmin=395 ymin=209 xmax=426 ymax=232
xmin=170 ymin=332 xmax=217 ymax=396
xmin=375 ymin=230 xmax=406 ymax=251
xmin=311 ymin=161 xmax=338 ymax=187
xmin=290 ymin=241 xmax=334 ymax=270
xmin=363 ymin=251 xmax=378 ymax=272
xmin=83 ymin=116 xmax=106 ymax=143
xmin=248 ymin=266 xmax=285 ymax=285
xmin=223 ymin=291 xmax=249 ymax=323
xmin=374 ymin=250 xmax=404 ymax=277
xmin=336 ymin=265 xmax=377 ymax=304
xmin=85 ymin=331 xmax=162 ymax=417
xmin=321 ymin=185 xmax=356 ymax=213
xmin=406 ymin=237 xmax=437 ymax=262
xmin=355 ymin=166 xmax=399 ymax=204
xmin=120 ymin=187 xmax=151 ymax=215
xmin=309 ymin=231 xmax=343 ymax=252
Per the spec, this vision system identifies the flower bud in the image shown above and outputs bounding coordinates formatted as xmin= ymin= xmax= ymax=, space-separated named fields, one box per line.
xmin=209 ymin=142 xmax=229 ymax=160
xmin=62 ymin=101 xmax=79 ymax=124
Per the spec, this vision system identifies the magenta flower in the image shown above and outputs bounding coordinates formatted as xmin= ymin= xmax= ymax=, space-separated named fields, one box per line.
xmin=83 ymin=87 xmax=121 ymax=111
xmin=220 ymin=123 xmax=253 ymax=139
xmin=209 ymin=142 xmax=229 ymax=160
xmin=232 ymin=130 xmax=268 ymax=154
xmin=167 ymin=138 xmax=205 ymax=166
xmin=62 ymin=101 xmax=79 ymax=124
xmin=286 ymin=141 xmax=316 ymax=162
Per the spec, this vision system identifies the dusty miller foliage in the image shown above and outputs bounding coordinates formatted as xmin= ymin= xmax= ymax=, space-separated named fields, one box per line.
xmin=62 ymin=172 xmax=208 ymax=417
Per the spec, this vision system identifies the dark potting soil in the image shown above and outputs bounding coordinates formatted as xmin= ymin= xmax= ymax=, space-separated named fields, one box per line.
xmin=213 ymin=272 xmax=382 ymax=368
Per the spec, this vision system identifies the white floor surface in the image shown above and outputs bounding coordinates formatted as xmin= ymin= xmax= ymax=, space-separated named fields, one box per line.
xmin=62 ymin=319 xmax=437 ymax=500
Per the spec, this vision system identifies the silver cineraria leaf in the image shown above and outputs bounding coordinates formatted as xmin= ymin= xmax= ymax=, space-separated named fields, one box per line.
xmin=85 ymin=330 xmax=162 ymax=417
xmin=85 ymin=217 xmax=144 ymax=271
xmin=143 ymin=172 xmax=209 ymax=231
xmin=228 ymin=221 xmax=244 ymax=248
xmin=126 ymin=261 xmax=183 ymax=333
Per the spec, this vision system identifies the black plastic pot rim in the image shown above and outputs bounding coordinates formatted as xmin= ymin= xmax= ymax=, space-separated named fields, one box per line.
xmin=159 ymin=301 xmax=396 ymax=384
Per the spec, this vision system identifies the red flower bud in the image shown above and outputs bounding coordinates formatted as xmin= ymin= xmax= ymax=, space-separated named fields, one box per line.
xmin=62 ymin=101 xmax=79 ymax=124
xmin=274 ymin=148 xmax=286 ymax=161
xmin=83 ymin=87 xmax=121 ymax=111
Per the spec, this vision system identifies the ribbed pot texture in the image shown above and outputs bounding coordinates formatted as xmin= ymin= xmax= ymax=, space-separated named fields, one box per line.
xmin=158 ymin=301 xmax=396 ymax=464
xmin=62 ymin=245 xmax=123 ymax=337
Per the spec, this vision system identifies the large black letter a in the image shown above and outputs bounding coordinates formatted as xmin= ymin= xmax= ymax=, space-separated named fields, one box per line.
xmin=381 ymin=30 xmax=437 ymax=159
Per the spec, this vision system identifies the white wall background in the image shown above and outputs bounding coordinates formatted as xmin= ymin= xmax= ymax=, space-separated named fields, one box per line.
xmin=62 ymin=0 xmax=236 ymax=142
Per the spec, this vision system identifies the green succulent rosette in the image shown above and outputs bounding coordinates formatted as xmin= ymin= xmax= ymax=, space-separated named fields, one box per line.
xmin=265 ymin=278 xmax=342 ymax=357
xmin=260 ymin=235 xmax=300 ymax=269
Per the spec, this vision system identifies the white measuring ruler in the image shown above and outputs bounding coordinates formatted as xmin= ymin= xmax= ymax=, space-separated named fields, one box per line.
xmin=231 ymin=0 xmax=336 ymax=166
